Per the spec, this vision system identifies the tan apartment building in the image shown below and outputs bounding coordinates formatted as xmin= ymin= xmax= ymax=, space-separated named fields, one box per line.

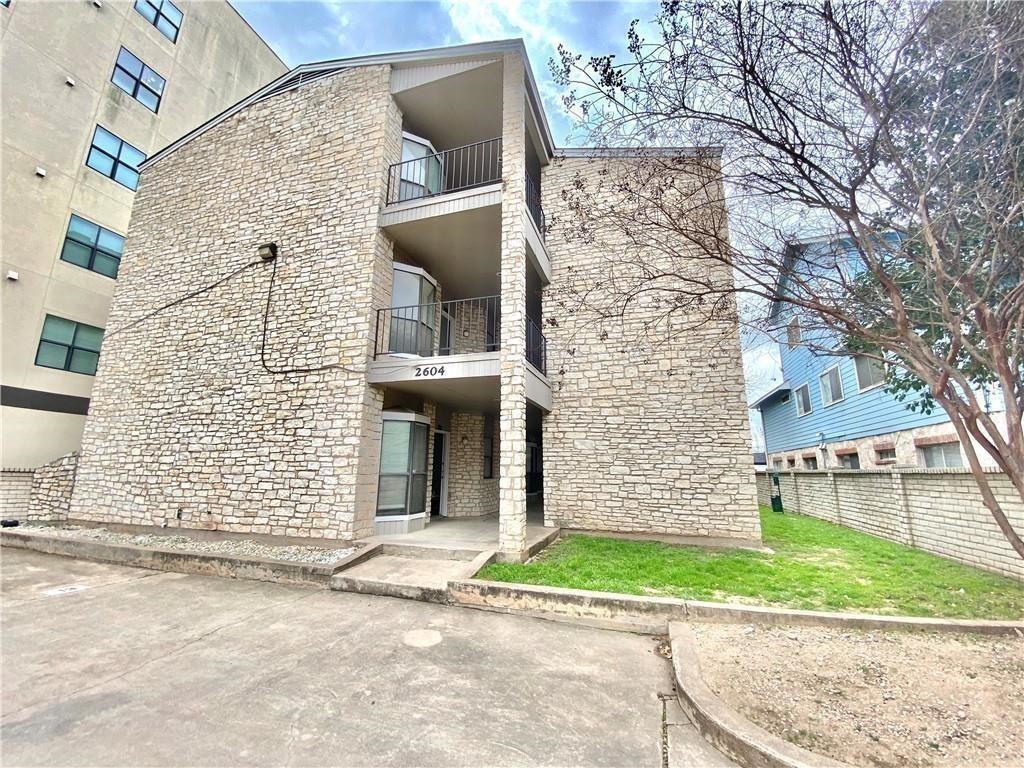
xmin=0 ymin=0 xmax=286 ymax=469
xmin=63 ymin=40 xmax=759 ymax=560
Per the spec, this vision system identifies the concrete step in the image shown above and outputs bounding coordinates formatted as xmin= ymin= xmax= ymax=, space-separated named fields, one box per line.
xmin=329 ymin=547 xmax=493 ymax=603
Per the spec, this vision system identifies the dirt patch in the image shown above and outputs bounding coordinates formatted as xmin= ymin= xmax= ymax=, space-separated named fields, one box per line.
xmin=690 ymin=623 xmax=1024 ymax=767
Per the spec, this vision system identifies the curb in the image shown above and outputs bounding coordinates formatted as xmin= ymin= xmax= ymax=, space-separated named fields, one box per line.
xmin=0 ymin=529 xmax=365 ymax=587
xmin=669 ymin=622 xmax=853 ymax=768
xmin=447 ymin=579 xmax=1024 ymax=635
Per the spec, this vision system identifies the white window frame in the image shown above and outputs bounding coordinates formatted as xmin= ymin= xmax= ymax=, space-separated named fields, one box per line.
xmin=819 ymin=364 xmax=845 ymax=407
xmin=920 ymin=442 xmax=963 ymax=469
xmin=794 ymin=383 xmax=812 ymax=416
xmin=375 ymin=410 xmax=432 ymax=522
xmin=854 ymin=355 xmax=886 ymax=392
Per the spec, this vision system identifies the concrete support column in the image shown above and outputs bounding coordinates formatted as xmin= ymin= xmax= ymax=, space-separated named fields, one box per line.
xmin=497 ymin=53 xmax=528 ymax=560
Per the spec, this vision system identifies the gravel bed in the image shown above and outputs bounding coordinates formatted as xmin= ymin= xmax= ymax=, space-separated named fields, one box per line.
xmin=690 ymin=623 xmax=1024 ymax=768
xmin=14 ymin=524 xmax=355 ymax=564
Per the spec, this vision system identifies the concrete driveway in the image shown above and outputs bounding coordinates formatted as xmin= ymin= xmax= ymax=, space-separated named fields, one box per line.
xmin=1 ymin=549 xmax=732 ymax=767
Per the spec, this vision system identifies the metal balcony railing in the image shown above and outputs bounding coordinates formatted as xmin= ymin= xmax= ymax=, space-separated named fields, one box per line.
xmin=372 ymin=296 xmax=549 ymax=376
xmin=374 ymin=296 xmax=501 ymax=359
xmin=525 ymin=173 xmax=545 ymax=237
xmin=387 ymin=137 xmax=502 ymax=204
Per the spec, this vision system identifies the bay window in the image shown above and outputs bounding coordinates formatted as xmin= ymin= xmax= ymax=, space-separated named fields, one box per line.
xmin=376 ymin=412 xmax=430 ymax=518
xmin=389 ymin=264 xmax=437 ymax=356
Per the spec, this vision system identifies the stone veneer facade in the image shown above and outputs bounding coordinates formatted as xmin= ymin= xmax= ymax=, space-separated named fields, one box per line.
xmin=540 ymin=155 xmax=760 ymax=539
xmin=70 ymin=67 xmax=402 ymax=540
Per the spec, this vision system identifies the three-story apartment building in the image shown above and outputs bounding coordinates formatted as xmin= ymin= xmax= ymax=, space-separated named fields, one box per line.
xmin=0 ymin=0 xmax=285 ymax=469
xmin=66 ymin=40 xmax=760 ymax=560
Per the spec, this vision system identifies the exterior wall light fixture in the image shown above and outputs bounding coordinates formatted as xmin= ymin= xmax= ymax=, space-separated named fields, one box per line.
xmin=258 ymin=242 xmax=278 ymax=261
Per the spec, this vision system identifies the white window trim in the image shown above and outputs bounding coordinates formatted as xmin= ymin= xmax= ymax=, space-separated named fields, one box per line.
xmin=854 ymin=355 xmax=886 ymax=393
xmin=382 ymin=409 xmax=431 ymax=425
xmin=392 ymin=262 xmax=439 ymax=290
xmin=794 ymin=383 xmax=812 ymax=417
xmin=819 ymin=363 xmax=845 ymax=408
xmin=402 ymin=131 xmax=437 ymax=154
xmin=373 ymin=512 xmax=426 ymax=522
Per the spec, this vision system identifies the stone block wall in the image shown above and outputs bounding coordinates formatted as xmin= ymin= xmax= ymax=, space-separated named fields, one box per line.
xmin=759 ymin=469 xmax=1023 ymax=578
xmin=446 ymin=411 xmax=499 ymax=517
xmin=28 ymin=452 xmax=79 ymax=521
xmin=540 ymin=154 xmax=760 ymax=540
xmin=0 ymin=470 xmax=34 ymax=517
xmin=70 ymin=67 xmax=402 ymax=540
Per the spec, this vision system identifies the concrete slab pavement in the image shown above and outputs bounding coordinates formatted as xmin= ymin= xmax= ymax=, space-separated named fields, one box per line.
xmin=1 ymin=549 xmax=735 ymax=767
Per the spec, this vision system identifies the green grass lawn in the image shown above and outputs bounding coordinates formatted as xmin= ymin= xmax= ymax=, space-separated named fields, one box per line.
xmin=478 ymin=508 xmax=1024 ymax=619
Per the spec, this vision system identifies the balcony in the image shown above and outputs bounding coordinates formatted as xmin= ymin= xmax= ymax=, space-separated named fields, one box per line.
xmin=387 ymin=138 xmax=503 ymax=205
xmin=368 ymin=296 xmax=551 ymax=412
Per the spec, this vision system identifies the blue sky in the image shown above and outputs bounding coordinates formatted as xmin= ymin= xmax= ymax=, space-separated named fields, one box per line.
xmin=233 ymin=0 xmax=658 ymax=145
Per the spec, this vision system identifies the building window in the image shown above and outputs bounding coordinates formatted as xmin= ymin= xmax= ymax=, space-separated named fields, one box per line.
xmin=838 ymin=452 xmax=861 ymax=469
xmin=60 ymin=215 xmax=124 ymax=278
xmin=921 ymin=442 xmax=963 ymax=469
xmin=86 ymin=126 xmax=145 ymax=190
xmin=786 ymin=457 xmax=796 ymax=469
xmin=111 ymin=47 xmax=165 ymax=113
xmin=876 ymin=447 xmax=897 ymax=463
xmin=135 ymin=0 xmax=182 ymax=42
xmin=804 ymin=456 xmax=818 ymax=470
xmin=376 ymin=414 xmax=429 ymax=517
xmin=482 ymin=414 xmax=495 ymax=479
xmin=795 ymin=383 xmax=812 ymax=416
xmin=388 ymin=264 xmax=437 ymax=356
xmin=819 ymin=364 xmax=845 ymax=407
xmin=786 ymin=318 xmax=801 ymax=349
xmin=35 ymin=315 xmax=104 ymax=375
xmin=772 ymin=459 xmax=782 ymax=471
xmin=855 ymin=355 xmax=886 ymax=391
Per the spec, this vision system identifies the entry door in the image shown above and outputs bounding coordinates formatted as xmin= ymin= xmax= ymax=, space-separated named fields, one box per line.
xmin=430 ymin=431 xmax=449 ymax=517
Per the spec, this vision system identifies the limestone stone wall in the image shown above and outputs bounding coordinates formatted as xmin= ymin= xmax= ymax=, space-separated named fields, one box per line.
xmin=446 ymin=411 xmax=499 ymax=517
xmin=540 ymin=155 xmax=760 ymax=540
xmin=0 ymin=470 xmax=34 ymax=516
xmin=69 ymin=67 xmax=402 ymax=540
xmin=28 ymin=452 xmax=79 ymax=521
xmin=760 ymin=469 xmax=1023 ymax=579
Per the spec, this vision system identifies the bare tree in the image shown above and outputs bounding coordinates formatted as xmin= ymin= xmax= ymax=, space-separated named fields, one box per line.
xmin=550 ymin=0 xmax=1024 ymax=556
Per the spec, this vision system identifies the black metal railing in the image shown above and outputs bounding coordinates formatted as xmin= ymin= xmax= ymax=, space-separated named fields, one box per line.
xmin=387 ymin=137 xmax=502 ymax=204
xmin=526 ymin=316 xmax=547 ymax=374
xmin=525 ymin=173 xmax=545 ymax=237
xmin=374 ymin=296 xmax=501 ymax=358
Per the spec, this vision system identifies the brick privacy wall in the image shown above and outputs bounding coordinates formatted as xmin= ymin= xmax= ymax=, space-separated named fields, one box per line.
xmin=758 ymin=469 xmax=1023 ymax=579
xmin=540 ymin=156 xmax=760 ymax=539
xmin=28 ymin=452 xmax=79 ymax=521
xmin=446 ymin=411 xmax=499 ymax=517
xmin=0 ymin=470 xmax=34 ymax=516
xmin=70 ymin=67 xmax=402 ymax=540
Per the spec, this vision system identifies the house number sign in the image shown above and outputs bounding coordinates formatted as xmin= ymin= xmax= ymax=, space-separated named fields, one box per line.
xmin=414 ymin=365 xmax=446 ymax=378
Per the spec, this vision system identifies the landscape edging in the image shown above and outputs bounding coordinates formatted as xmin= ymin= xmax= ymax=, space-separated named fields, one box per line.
xmin=0 ymin=528 xmax=358 ymax=586
xmin=669 ymin=621 xmax=853 ymax=768
xmin=447 ymin=578 xmax=1024 ymax=635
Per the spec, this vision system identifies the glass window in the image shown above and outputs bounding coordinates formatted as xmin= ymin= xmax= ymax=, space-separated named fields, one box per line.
xmin=855 ymin=355 xmax=886 ymax=390
xmin=388 ymin=267 xmax=437 ymax=356
xmin=795 ymin=383 xmax=812 ymax=416
xmin=876 ymin=447 xmax=897 ymax=462
xmin=804 ymin=456 xmax=818 ymax=470
xmin=398 ymin=135 xmax=442 ymax=201
xmin=819 ymin=365 xmax=844 ymax=406
xmin=35 ymin=315 xmax=105 ymax=375
xmin=111 ymin=47 xmax=165 ymax=113
xmin=376 ymin=418 xmax=430 ymax=517
xmin=921 ymin=442 xmax=963 ymax=468
xmin=86 ymin=126 xmax=145 ymax=191
xmin=838 ymin=452 xmax=861 ymax=469
xmin=60 ymin=214 xmax=124 ymax=278
xmin=786 ymin=318 xmax=801 ymax=349
xmin=786 ymin=457 xmax=796 ymax=468
xmin=134 ymin=0 xmax=182 ymax=42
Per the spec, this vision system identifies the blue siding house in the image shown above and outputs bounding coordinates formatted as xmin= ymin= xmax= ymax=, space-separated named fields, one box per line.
xmin=752 ymin=235 xmax=982 ymax=471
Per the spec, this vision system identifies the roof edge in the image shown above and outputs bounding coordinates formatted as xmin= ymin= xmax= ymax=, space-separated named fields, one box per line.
xmin=140 ymin=39 xmax=555 ymax=172
xmin=749 ymin=381 xmax=791 ymax=409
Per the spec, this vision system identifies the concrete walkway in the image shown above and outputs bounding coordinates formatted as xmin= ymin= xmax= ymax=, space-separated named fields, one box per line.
xmin=1 ymin=549 xmax=734 ymax=767
xmin=362 ymin=511 xmax=553 ymax=552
